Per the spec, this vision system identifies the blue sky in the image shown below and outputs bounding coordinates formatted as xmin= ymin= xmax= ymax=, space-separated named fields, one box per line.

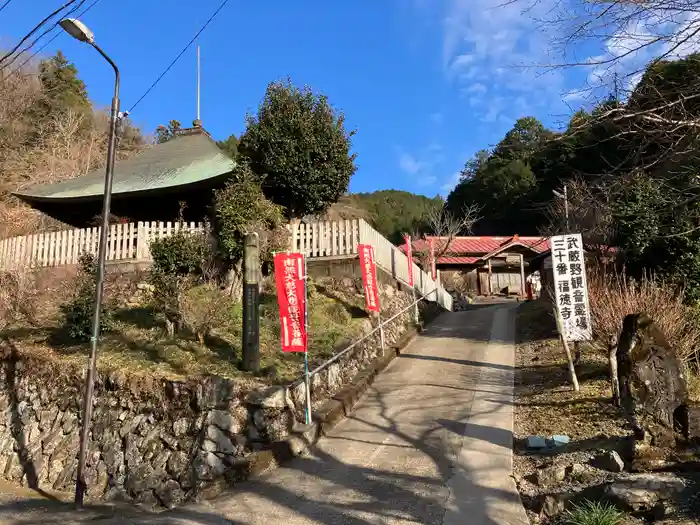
xmin=3 ymin=0 xmax=648 ymax=196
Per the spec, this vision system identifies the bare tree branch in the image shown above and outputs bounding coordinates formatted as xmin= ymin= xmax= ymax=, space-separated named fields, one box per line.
xmin=406 ymin=203 xmax=482 ymax=269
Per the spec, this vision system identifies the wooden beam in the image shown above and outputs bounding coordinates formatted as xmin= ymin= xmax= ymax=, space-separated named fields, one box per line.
xmin=487 ymin=258 xmax=492 ymax=295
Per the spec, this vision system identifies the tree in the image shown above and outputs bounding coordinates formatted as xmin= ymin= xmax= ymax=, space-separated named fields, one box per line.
xmin=217 ymin=133 xmax=238 ymax=159
xmin=0 ymin=50 xmax=145 ymax=238
xmin=515 ymin=0 xmax=700 ymax=140
xmin=446 ymin=117 xmax=547 ymax=235
xmin=238 ymin=78 xmax=357 ymax=219
xmin=408 ymin=201 xmax=481 ymax=269
xmin=155 ymin=119 xmax=182 ymax=143
xmin=33 ymin=51 xmax=90 ymax=122
xmin=213 ymin=162 xmax=289 ymax=298
xmin=348 ymin=190 xmax=444 ymax=244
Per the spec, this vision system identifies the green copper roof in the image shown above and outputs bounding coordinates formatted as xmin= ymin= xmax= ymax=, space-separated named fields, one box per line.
xmin=15 ymin=130 xmax=235 ymax=201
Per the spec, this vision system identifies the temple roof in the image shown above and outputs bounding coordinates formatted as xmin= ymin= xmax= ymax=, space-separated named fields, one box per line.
xmin=14 ymin=127 xmax=235 ymax=202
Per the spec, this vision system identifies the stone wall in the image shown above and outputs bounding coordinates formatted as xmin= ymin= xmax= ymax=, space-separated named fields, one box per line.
xmin=0 ymin=280 xmax=442 ymax=507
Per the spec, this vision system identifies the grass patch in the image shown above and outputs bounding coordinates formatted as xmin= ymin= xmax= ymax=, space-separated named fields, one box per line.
xmin=1 ymin=276 xmax=369 ymax=384
xmin=516 ymin=299 xmax=557 ymax=344
xmin=561 ymin=500 xmax=625 ymax=525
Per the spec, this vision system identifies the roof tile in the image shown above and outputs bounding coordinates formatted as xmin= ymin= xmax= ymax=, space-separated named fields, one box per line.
xmin=15 ymin=131 xmax=235 ymax=201
xmin=404 ymin=236 xmax=550 ymax=255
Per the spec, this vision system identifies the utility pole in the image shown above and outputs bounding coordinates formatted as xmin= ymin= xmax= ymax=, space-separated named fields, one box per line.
xmin=553 ymin=185 xmax=569 ymax=233
xmin=564 ymin=184 xmax=570 ymax=233
xmin=241 ymin=233 xmax=260 ymax=372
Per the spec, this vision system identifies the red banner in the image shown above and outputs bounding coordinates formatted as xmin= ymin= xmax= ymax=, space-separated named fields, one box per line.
xmin=429 ymin=237 xmax=437 ymax=281
xmin=358 ymin=244 xmax=381 ymax=312
xmin=404 ymin=235 xmax=414 ymax=287
xmin=273 ymin=252 xmax=307 ymax=352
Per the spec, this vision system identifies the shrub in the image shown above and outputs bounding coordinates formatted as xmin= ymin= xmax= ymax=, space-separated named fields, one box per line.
xmin=562 ymin=500 xmax=624 ymax=525
xmin=588 ymin=265 xmax=700 ymax=364
xmin=214 ymin=168 xmax=288 ymax=266
xmin=180 ymin=283 xmax=231 ymax=344
xmin=60 ymin=253 xmax=115 ymax=341
xmin=0 ymin=267 xmax=39 ymax=330
xmin=150 ymin=229 xmax=213 ymax=278
xmin=148 ymin=229 xmax=216 ymax=335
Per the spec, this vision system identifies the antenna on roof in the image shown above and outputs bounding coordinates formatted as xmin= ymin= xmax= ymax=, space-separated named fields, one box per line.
xmin=194 ymin=20 xmax=202 ymax=127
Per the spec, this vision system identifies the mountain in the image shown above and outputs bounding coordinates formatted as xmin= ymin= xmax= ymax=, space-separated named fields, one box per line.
xmin=322 ymin=190 xmax=442 ymax=244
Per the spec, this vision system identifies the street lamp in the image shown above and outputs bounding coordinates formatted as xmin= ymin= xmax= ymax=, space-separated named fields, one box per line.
xmin=552 ymin=185 xmax=569 ymax=233
xmin=59 ymin=17 xmax=120 ymax=509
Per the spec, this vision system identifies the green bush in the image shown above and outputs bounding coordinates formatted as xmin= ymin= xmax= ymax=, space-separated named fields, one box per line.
xmin=60 ymin=253 xmax=115 ymax=341
xmin=150 ymin=230 xmax=212 ymax=278
xmin=180 ymin=283 xmax=231 ymax=344
xmin=562 ymin=500 xmax=625 ymax=525
xmin=148 ymin=230 xmax=215 ymax=335
xmin=213 ymin=166 xmax=287 ymax=266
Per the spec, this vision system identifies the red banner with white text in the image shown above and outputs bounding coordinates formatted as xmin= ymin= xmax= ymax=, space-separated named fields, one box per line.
xmin=404 ymin=235 xmax=414 ymax=287
xmin=358 ymin=244 xmax=381 ymax=313
xmin=273 ymin=252 xmax=307 ymax=352
xmin=429 ymin=238 xmax=437 ymax=281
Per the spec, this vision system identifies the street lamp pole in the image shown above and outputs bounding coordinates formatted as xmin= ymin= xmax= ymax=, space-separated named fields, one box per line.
xmin=59 ymin=18 xmax=120 ymax=509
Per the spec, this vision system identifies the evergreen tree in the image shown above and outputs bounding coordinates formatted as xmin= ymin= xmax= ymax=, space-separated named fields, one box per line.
xmin=34 ymin=50 xmax=90 ymax=121
xmin=217 ymin=134 xmax=238 ymax=159
xmin=155 ymin=119 xmax=182 ymax=143
xmin=239 ymin=78 xmax=357 ymax=219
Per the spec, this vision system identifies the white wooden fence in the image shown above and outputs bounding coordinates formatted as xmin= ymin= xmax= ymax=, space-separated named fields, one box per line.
xmin=0 ymin=221 xmax=205 ymax=270
xmin=0 ymin=218 xmax=453 ymax=311
xmin=290 ymin=218 xmax=453 ymax=311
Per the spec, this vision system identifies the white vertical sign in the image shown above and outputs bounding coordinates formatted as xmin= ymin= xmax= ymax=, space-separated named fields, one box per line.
xmin=551 ymin=233 xmax=592 ymax=341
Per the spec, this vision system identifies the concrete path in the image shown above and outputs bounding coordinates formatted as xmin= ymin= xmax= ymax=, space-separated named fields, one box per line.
xmin=0 ymin=303 xmax=528 ymax=525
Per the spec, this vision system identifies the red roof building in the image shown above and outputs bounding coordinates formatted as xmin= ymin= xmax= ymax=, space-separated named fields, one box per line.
xmin=401 ymin=234 xmax=550 ymax=296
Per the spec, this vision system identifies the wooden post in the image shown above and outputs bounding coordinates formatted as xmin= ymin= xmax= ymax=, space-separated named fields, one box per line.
xmin=241 ymin=233 xmax=260 ymax=373
xmin=487 ymin=259 xmax=492 ymax=295
xmin=136 ymin=222 xmax=146 ymax=261
xmin=553 ymin=307 xmax=580 ymax=391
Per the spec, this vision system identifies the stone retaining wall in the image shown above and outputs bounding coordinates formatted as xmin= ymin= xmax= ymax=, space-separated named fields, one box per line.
xmin=0 ymin=281 xmax=443 ymax=507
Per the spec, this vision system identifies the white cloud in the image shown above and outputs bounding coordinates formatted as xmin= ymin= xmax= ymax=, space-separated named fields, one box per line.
xmin=440 ymin=171 xmax=462 ymax=193
xmin=397 ymin=129 xmax=446 ymax=188
xmin=575 ymin=7 xmax=700 ymax=98
xmin=398 ymin=151 xmax=425 ymax=175
xmin=440 ymin=0 xmax=565 ymax=123
xmin=418 ymin=175 xmax=438 ymax=186
xmin=562 ymin=88 xmax=589 ymax=103
xmin=464 ymin=82 xmax=487 ymax=94
xmin=426 ymin=0 xmax=700 ymax=125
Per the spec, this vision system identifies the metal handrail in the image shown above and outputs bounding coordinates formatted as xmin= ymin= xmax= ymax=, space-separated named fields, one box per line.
xmin=288 ymin=288 xmax=438 ymax=387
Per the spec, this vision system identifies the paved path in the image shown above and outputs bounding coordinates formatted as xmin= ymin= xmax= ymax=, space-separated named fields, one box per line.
xmin=0 ymin=304 xmax=528 ymax=525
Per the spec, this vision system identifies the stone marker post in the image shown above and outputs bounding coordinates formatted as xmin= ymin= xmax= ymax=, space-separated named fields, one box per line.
xmin=242 ymin=233 xmax=260 ymax=373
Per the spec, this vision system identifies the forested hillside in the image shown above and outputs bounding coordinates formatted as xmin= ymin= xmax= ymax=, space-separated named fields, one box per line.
xmin=445 ymin=53 xmax=700 ymax=302
xmin=0 ymin=51 xmax=144 ymax=238
xmin=331 ymin=190 xmax=443 ymax=244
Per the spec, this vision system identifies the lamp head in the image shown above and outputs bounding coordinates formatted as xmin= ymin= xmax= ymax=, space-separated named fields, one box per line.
xmin=58 ymin=18 xmax=95 ymax=44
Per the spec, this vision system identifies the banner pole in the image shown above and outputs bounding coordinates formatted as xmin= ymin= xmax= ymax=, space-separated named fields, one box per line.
xmin=412 ymin=286 xmax=419 ymax=325
xmin=303 ymin=253 xmax=312 ymax=425
xmin=378 ymin=312 xmax=385 ymax=356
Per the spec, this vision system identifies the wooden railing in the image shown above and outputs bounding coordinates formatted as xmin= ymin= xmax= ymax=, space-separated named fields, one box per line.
xmin=289 ymin=219 xmax=453 ymax=311
xmin=0 ymin=221 xmax=205 ymax=270
xmin=0 ymin=218 xmax=452 ymax=311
